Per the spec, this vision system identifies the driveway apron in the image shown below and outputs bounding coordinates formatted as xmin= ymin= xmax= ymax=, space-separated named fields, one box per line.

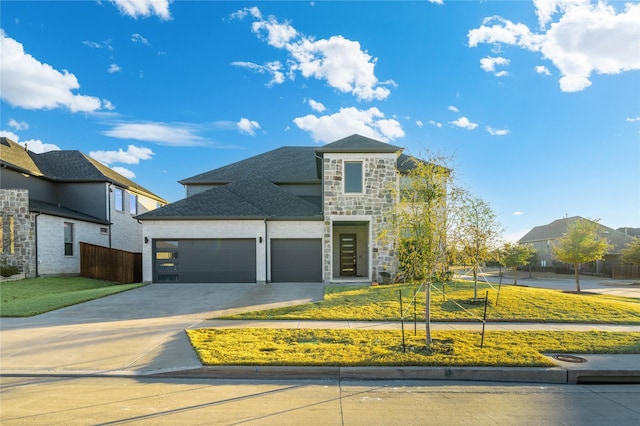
xmin=0 ymin=283 xmax=325 ymax=375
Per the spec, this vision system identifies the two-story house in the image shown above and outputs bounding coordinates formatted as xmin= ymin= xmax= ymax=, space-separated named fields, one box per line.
xmin=137 ymin=134 xmax=416 ymax=284
xmin=0 ymin=137 xmax=167 ymax=277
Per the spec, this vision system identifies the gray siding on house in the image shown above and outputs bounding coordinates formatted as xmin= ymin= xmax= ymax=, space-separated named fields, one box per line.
xmin=56 ymin=182 xmax=108 ymax=221
xmin=0 ymin=169 xmax=56 ymax=203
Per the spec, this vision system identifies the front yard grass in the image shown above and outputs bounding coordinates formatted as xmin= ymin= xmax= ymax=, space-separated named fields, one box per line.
xmin=222 ymin=281 xmax=640 ymax=324
xmin=0 ymin=277 xmax=142 ymax=317
xmin=187 ymin=328 xmax=640 ymax=367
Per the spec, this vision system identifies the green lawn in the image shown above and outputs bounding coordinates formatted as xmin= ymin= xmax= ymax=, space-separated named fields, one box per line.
xmin=0 ymin=277 xmax=143 ymax=317
xmin=187 ymin=328 xmax=640 ymax=367
xmin=222 ymin=281 xmax=640 ymax=324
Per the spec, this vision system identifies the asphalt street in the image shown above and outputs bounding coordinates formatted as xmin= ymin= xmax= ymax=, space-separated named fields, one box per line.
xmin=2 ymin=377 xmax=640 ymax=426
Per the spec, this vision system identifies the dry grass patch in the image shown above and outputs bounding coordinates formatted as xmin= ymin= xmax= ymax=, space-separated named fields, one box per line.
xmin=222 ymin=281 xmax=640 ymax=324
xmin=187 ymin=329 xmax=640 ymax=367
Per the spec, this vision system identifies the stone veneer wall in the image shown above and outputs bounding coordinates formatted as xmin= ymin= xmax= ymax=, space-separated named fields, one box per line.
xmin=322 ymin=154 xmax=398 ymax=282
xmin=0 ymin=189 xmax=36 ymax=277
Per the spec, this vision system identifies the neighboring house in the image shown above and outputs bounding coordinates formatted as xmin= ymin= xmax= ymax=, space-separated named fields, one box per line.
xmin=0 ymin=137 xmax=167 ymax=277
xmin=518 ymin=216 xmax=633 ymax=276
xmin=138 ymin=134 xmax=418 ymax=284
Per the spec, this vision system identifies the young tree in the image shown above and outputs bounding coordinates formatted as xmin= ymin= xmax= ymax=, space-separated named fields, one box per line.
xmin=381 ymin=153 xmax=465 ymax=344
xmin=620 ymin=238 xmax=640 ymax=265
xmin=501 ymin=243 xmax=536 ymax=285
xmin=552 ymin=218 xmax=612 ymax=292
xmin=456 ymin=195 xmax=503 ymax=300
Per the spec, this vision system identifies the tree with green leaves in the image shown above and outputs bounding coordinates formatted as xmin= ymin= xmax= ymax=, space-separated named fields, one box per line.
xmin=620 ymin=238 xmax=640 ymax=265
xmin=456 ymin=195 xmax=503 ymax=300
xmin=552 ymin=218 xmax=612 ymax=292
xmin=381 ymin=153 xmax=465 ymax=344
xmin=501 ymin=242 xmax=537 ymax=285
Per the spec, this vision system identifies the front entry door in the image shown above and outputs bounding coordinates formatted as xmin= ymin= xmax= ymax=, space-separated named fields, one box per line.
xmin=340 ymin=234 xmax=357 ymax=276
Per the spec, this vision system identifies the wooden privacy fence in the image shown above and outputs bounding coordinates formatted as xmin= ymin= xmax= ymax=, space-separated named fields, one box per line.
xmin=80 ymin=242 xmax=142 ymax=284
xmin=612 ymin=264 xmax=640 ymax=280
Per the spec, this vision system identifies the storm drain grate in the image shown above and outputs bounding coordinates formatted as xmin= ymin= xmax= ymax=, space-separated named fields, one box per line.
xmin=553 ymin=354 xmax=588 ymax=363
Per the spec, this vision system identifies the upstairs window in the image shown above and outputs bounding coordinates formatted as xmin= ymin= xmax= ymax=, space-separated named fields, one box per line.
xmin=129 ymin=194 xmax=138 ymax=215
xmin=344 ymin=162 xmax=363 ymax=194
xmin=114 ymin=188 xmax=124 ymax=212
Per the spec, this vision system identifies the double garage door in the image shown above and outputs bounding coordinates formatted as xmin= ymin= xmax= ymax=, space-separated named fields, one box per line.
xmin=154 ymin=238 xmax=321 ymax=283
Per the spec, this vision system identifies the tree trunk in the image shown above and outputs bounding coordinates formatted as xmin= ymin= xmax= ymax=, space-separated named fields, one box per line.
xmin=574 ymin=263 xmax=581 ymax=292
xmin=513 ymin=268 xmax=518 ymax=285
xmin=473 ymin=266 xmax=478 ymax=300
xmin=425 ymin=282 xmax=432 ymax=345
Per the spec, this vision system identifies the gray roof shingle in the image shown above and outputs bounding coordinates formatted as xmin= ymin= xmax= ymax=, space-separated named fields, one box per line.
xmin=137 ymin=177 xmax=322 ymax=220
xmin=180 ymin=146 xmax=321 ymax=185
xmin=315 ymin=134 xmax=403 ymax=153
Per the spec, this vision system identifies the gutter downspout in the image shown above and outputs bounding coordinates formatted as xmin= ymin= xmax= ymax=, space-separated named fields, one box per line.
xmin=34 ymin=212 xmax=40 ymax=277
xmin=107 ymin=183 xmax=112 ymax=248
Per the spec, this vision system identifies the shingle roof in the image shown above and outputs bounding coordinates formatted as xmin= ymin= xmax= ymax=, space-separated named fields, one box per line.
xmin=519 ymin=216 xmax=633 ymax=254
xmin=0 ymin=137 xmax=42 ymax=176
xmin=180 ymin=146 xmax=321 ymax=185
xmin=315 ymin=134 xmax=403 ymax=154
xmin=137 ymin=177 xmax=322 ymax=220
xmin=29 ymin=199 xmax=110 ymax=225
xmin=0 ymin=137 xmax=166 ymax=203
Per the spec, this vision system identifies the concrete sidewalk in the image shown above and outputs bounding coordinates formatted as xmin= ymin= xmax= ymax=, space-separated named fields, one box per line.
xmin=1 ymin=283 xmax=639 ymax=385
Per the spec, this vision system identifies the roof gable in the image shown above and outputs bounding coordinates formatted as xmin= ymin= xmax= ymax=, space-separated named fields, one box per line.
xmin=0 ymin=137 xmax=43 ymax=176
xmin=315 ymin=134 xmax=403 ymax=154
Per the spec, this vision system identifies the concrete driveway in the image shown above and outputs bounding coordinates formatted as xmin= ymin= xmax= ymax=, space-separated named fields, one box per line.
xmin=0 ymin=283 xmax=324 ymax=376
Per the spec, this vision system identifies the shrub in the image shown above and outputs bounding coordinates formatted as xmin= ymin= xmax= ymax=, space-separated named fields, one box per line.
xmin=1 ymin=264 xmax=22 ymax=277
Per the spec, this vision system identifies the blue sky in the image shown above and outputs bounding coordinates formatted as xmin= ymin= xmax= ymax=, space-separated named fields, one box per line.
xmin=1 ymin=0 xmax=639 ymax=241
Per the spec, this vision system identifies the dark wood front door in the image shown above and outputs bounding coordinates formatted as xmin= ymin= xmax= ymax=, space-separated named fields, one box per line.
xmin=340 ymin=234 xmax=357 ymax=276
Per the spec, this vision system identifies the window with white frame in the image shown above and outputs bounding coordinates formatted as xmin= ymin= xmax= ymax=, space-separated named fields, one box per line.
xmin=129 ymin=193 xmax=137 ymax=215
xmin=64 ymin=222 xmax=74 ymax=256
xmin=344 ymin=161 xmax=363 ymax=193
xmin=114 ymin=188 xmax=124 ymax=212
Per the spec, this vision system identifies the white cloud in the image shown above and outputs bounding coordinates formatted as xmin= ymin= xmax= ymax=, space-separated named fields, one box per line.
xmin=535 ymin=65 xmax=552 ymax=75
xmin=293 ymin=107 xmax=404 ymax=143
xmin=513 ymin=211 xmax=524 ymax=216
xmin=237 ymin=118 xmax=261 ymax=136
xmin=232 ymin=8 xmax=390 ymax=101
xmin=468 ymin=2 xmax=640 ymax=92
xmin=108 ymin=63 xmax=121 ymax=73
xmin=0 ymin=31 xmax=109 ymax=112
xmin=89 ymin=145 xmax=154 ymax=165
xmin=415 ymin=120 xmax=424 ymax=128
xmin=480 ymin=56 xmax=510 ymax=76
xmin=131 ymin=33 xmax=151 ymax=46
xmin=428 ymin=120 xmax=442 ymax=128
xmin=231 ymin=61 xmax=285 ymax=86
xmin=487 ymin=126 xmax=510 ymax=136
xmin=627 ymin=116 xmax=640 ymax=122
xmin=103 ymin=121 xmax=206 ymax=146
xmin=111 ymin=166 xmax=136 ymax=179
xmin=110 ymin=0 xmax=171 ymax=20
xmin=449 ymin=116 xmax=478 ymax=130
xmin=82 ymin=39 xmax=113 ymax=51
xmin=0 ymin=130 xmax=61 ymax=153
xmin=307 ymin=99 xmax=326 ymax=112
xmin=8 ymin=119 xmax=28 ymax=130
xmin=448 ymin=105 xmax=459 ymax=112
xmin=427 ymin=0 xmax=444 ymax=4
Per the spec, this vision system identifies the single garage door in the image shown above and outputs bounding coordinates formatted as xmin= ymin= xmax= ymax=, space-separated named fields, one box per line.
xmin=271 ymin=239 xmax=322 ymax=282
xmin=154 ymin=239 xmax=256 ymax=283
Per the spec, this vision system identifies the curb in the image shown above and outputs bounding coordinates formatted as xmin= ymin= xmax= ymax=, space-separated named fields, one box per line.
xmin=151 ymin=365 xmax=569 ymax=384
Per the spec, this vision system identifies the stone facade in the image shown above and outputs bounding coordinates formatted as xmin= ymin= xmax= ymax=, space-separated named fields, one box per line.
xmin=0 ymin=189 xmax=36 ymax=277
xmin=322 ymin=153 xmax=398 ymax=282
